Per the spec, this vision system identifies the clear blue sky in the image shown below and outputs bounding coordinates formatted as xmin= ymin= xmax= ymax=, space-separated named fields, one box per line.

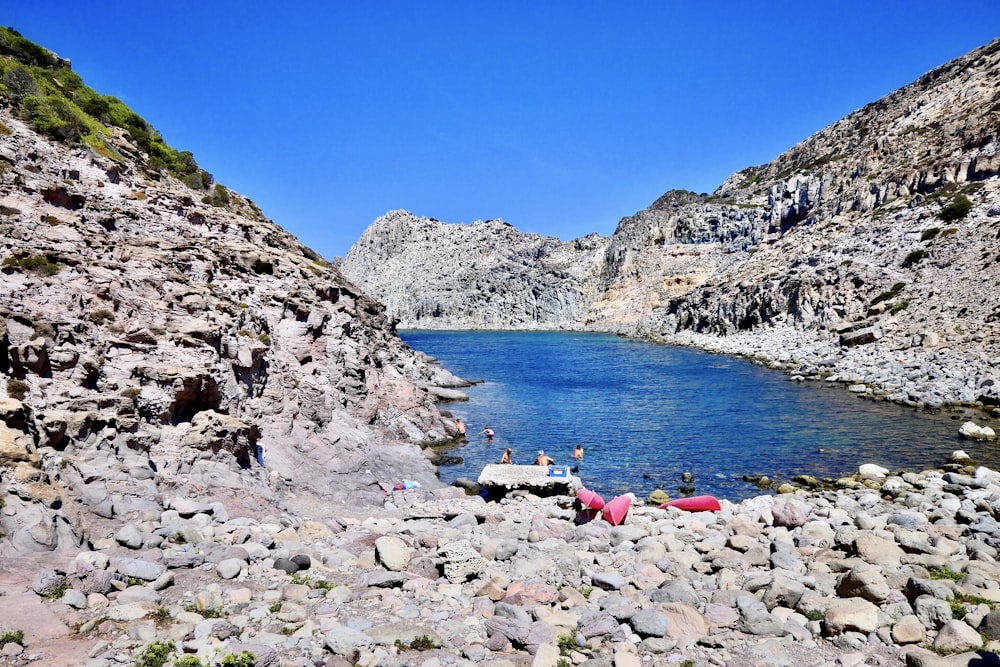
xmin=7 ymin=3 xmax=1000 ymax=259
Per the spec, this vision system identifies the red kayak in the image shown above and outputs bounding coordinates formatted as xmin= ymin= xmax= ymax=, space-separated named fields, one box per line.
xmin=576 ymin=487 xmax=605 ymax=510
xmin=659 ymin=495 xmax=722 ymax=512
xmin=602 ymin=494 xmax=631 ymax=526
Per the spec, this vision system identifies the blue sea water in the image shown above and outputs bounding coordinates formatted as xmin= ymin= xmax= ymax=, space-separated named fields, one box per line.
xmin=400 ymin=330 xmax=996 ymax=502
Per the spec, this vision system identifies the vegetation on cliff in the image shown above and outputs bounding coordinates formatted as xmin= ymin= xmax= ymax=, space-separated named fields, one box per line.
xmin=0 ymin=26 xmax=212 ymax=189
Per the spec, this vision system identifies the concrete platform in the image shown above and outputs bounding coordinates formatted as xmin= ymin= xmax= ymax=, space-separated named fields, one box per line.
xmin=477 ymin=464 xmax=582 ymax=497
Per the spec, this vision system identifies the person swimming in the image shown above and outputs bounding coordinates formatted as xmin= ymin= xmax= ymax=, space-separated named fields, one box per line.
xmin=480 ymin=426 xmax=494 ymax=442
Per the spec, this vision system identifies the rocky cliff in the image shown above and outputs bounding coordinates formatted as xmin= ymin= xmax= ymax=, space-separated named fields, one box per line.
xmin=342 ymin=211 xmax=610 ymax=329
xmin=343 ymin=39 xmax=1000 ymax=408
xmin=0 ymin=30 xmax=462 ymax=558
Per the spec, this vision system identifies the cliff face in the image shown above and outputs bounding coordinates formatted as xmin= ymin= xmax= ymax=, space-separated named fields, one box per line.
xmin=343 ymin=39 xmax=1000 ymax=406
xmin=0 ymin=47 xmax=460 ymax=555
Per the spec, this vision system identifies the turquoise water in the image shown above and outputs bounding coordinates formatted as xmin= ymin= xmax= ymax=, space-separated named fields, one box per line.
xmin=400 ymin=330 xmax=992 ymax=501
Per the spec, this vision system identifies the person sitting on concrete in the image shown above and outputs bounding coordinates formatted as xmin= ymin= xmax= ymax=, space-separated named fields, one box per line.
xmin=534 ymin=450 xmax=555 ymax=466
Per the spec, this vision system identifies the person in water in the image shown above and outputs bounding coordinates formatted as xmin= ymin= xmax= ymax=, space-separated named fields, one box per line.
xmin=480 ymin=426 xmax=494 ymax=442
xmin=500 ymin=448 xmax=512 ymax=464
xmin=534 ymin=450 xmax=555 ymax=466
xmin=572 ymin=444 xmax=584 ymax=461
xmin=454 ymin=418 xmax=466 ymax=438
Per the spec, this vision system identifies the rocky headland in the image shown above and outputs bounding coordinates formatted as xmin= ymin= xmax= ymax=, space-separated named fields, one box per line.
xmin=341 ymin=39 xmax=1000 ymax=411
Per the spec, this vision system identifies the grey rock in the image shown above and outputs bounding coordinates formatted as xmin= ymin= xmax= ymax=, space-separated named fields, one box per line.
xmin=216 ymin=558 xmax=245 ymax=580
xmin=31 ymin=569 xmax=67 ymax=597
xmin=110 ymin=558 xmax=165 ymax=582
xmin=114 ymin=523 xmax=144 ymax=549
xmin=591 ymin=571 xmax=626 ymax=591
xmin=439 ymin=539 xmax=486 ymax=583
xmin=630 ymin=609 xmax=668 ymax=638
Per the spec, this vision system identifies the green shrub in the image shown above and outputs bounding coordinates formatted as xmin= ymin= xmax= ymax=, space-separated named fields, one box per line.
xmin=120 ymin=387 xmax=142 ymax=400
xmin=939 ymin=193 xmax=973 ymax=221
xmin=0 ymin=27 xmax=208 ymax=183
xmin=870 ymin=282 xmax=906 ymax=307
xmin=889 ymin=300 xmax=910 ymax=314
xmin=183 ymin=604 xmax=226 ymax=618
xmin=557 ymin=632 xmax=576 ymax=656
xmin=135 ymin=640 xmax=175 ymax=667
xmin=3 ymin=254 xmax=60 ymax=276
xmin=220 ymin=652 xmax=256 ymax=667
xmin=929 ymin=566 xmax=966 ymax=581
xmin=173 ymin=657 xmax=205 ymax=667
xmin=89 ymin=309 xmax=115 ymax=325
xmin=42 ymin=579 xmax=71 ymax=599
xmin=921 ymin=227 xmax=941 ymax=241
xmin=6 ymin=378 xmax=28 ymax=400
xmin=803 ymin=609 xmax=826 ymax=622
xmin=0 ymin=629 xmax=24 ymax=648
xmin=902 ymin=249 xmax=926 ymax=268
xmin=394 ymin=635 xmax=437 ymax=651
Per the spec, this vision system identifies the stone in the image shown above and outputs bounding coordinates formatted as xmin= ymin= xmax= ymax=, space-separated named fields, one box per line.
xmin=375 ymin=535 xmax=411 ymax=572
xmin=959 ymin=421 xmax=997 ymax=440
xmin=934 ymin=619 xmax=984 ymax=653
xmin=439 ymin=539 xmax=486 ymax=583
xmin=114 ymin=523 xmax=144 ymax=549
xmin=858 ymin=463 xmax=890 ymax=478
xmin=630 ymin=609 xmax=668 ymax=638
xmin=216 ymin=558 xmax=245 ymax=580
xmin=892 ymin=615 xmax=927 ymax=645
xmin=592 ymin=571 xmax=626 ymax=591
xmin=110 ymin=558 xmax=165 ymax=582
xmin=323 ymin=624 xmax=375 ymax=656
xmin=836 ymin=563 xmax=892 ymax=603
xmin=772 ymin=499 xmax=809 ymax=528
xmin=854 ymin=532 xmax=905 ymax=568
xmin=823 ymin=598 xmax=879 ymax=635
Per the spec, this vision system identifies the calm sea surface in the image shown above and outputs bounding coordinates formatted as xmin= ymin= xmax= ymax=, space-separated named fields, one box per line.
xmin=399 ymin=330 xmax=995 ymax=502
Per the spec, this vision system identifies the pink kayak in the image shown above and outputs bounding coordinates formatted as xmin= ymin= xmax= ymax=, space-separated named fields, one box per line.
xmin=602 ymin=494 xmax=631 ymax=526
xmin=659 ymin=495 xmax=722 ymax=512
xmin=576 ymin=487 xmax=605 ymax=510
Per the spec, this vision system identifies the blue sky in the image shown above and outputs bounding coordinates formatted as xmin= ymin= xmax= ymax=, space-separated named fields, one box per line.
xmin=6 ymin=3 xmax=1000 ymax=259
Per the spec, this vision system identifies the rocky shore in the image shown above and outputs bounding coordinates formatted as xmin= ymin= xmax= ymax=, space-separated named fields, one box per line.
xmin=3 ymin=454 xmax=1000 ymax=667
xmin=635 ymin=324 xmax=1000 ymax=414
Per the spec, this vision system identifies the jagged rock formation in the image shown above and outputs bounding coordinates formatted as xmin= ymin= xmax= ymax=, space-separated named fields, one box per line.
xmin=342 ymin=211 xmax=610 ymax=329
xmin=344 ymin=39 xmax=1000 ymax=407
xmin=0 ymin=40 xmax=463 ymax=556
xmin=639 ymin=38 xmax=1000 ymax=407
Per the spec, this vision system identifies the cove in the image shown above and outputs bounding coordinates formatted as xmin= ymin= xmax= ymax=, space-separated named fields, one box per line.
xmin=400 ymin=330 xmax=989 ymax=502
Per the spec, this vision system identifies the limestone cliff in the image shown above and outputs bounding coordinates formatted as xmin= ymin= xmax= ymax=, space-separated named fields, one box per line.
xmin=0 ymin=31 xmax=460 ymax=555
xmin=343 ymin=39 xmax=1000 ymax=407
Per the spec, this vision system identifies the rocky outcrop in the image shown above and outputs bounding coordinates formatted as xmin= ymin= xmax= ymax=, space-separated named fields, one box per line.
xmin=0 ymin=66 xmax=465 ymax=555
xmin=341 ymin=211 xmax=610 ymax=329
xmin=344 ymin=39 xmax=1000 ymax=408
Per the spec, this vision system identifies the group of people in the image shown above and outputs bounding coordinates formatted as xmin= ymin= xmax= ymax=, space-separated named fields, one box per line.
xmin=453 ymin=417 xmax=586 ymax=467
xmin=499 ymin=443 xmax=584 ymax=466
